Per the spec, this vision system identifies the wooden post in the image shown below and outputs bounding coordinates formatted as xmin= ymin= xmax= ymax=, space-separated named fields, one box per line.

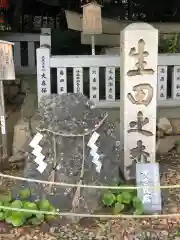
xmin=0 ymin=40 xmax=15 ymax=160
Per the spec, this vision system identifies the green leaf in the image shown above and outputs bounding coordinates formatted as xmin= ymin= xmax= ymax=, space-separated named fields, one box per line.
xmin=29 ymin=214 xmax=44 ymax=226
xmin=102 ymin=191 xmax=116 ymax=206
xmin=45 ymin=206 xmax=56 ymax=221
xmin=132 ymin=197 xmax=143 ymax=209
xmin=11 ymin=200 xmax=23 ymax=209
xmin=6 ymin=211 xmax=26 ymax=227
xmin=116 ymin=194 xmax=122 ymax=203
xmin=3 ymin=201 xmax=11 ymax=218
xmin=0 ymin=212 xmax=4 ymax=220
xmin=38 ymin=200 xmax=51 ymax=211
xmin=3 ymin=202 xmax=11 ymax=216
xmin=23 ymin=202 xmax=37 ymax=210
xmin=132 ymin=197 xmax=144 ymax=214
xmin=23 ymin=201 xmax=37 ymax=218
xmin=121 ymin=192 xmax=133 ymax=204
xmin=133 ymin=208 xmax=143 ymax=215
xmin=4 ymin=210 xmax=11 ymax=219
xmin=0 ymin=201 xmax=3 ymax=211
xmin=19 ymin=188 xmax=31 ymax=200
xmin=5 ymin=216 xmax=13 ymax=224
xmin=109 ymin=181 xmax=122 ymax=195
xmin=113 ymin=202 xmax=124 ymax=214
xmin=5 ymin=215 xmax=25 ymax=227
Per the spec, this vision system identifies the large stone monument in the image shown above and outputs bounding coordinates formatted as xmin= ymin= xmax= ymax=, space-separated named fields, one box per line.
xmin=120 ymin=23 xmax=158 ymax=180
xmin=120 ymin=23 xmax=162 ymax=213
xmin=15 ymin=93 xmax=120 ymax=215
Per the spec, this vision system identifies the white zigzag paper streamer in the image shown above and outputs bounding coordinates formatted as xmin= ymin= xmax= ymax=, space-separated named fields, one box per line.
xmin=29 ymin=133 xmax=47 ymax=174
xmin=87 ymin=132 xmax=102 ymax=173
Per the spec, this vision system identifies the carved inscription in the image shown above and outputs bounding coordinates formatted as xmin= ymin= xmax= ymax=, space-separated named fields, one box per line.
xmin=127 ymin=83 xmax=153 ymax=106
xmin=128 ymin=111 xmax=153 ymax=136
xmin=130 ymin=140 xmax=150 ymax=163
xmin=140 ymin=170 xmax=152 ymax=204
xmin=41 ymin=56 xmax=47 ymax=93
xmin=127 ymin=39 xmax=154 ymax=76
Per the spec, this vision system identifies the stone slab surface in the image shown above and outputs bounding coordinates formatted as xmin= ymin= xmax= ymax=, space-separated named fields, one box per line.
xmin=14 ymin=93 xmax=121 ymax=216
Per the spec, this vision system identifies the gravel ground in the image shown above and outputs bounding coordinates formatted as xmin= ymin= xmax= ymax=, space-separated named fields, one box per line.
xmin=1 ymin=154 xmax=180 ymax=239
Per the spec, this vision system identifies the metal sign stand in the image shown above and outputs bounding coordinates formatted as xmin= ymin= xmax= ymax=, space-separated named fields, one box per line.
xmin=91 ymin=35 xmax=95 ymax=55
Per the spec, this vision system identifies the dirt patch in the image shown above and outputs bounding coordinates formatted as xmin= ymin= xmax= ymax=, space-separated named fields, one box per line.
xmin=0 ymin=154 xmax=180 ymax=239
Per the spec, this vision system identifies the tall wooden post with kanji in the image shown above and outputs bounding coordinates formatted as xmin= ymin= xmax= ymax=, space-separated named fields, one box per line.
xmin=0 ymin=40 xmax=15 ymax=160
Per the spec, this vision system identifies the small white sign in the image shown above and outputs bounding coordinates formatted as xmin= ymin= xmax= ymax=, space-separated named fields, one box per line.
xmin=0 ymin=115 xmax=5 ymax=134
xmin=136 ymin=163 xmax=162 ymax=213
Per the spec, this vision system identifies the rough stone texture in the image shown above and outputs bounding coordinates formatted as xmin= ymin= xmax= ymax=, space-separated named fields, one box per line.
xmin=12 ymin=118 xmax=31 ymax=155
xmin=157 ymin=117 xmax=173 ymax=135
xmin=14 ymin=93 xmax=120 ymax=217
xmin=170 ymin=118 xmax=180 ymax=135
xmin=12 ymin=93 xmax=37 ymax=155
xmin=156 ymin=135 xmax=180 ymax=154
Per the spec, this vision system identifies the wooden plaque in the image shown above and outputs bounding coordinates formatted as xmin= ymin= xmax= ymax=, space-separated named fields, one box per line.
xmin=82 ymin=3 xmax=102 ymax=35
xmin=0 ymin=40 xmax=15 ymax=80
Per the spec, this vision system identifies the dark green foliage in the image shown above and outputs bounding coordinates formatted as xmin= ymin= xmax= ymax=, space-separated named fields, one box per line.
xmin=0 ymin=189 xmax=57 ymax=227
xmin=101 ymin=184 xmax=144 ymax=215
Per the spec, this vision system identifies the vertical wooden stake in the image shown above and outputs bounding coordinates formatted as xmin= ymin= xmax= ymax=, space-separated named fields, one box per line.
xmin=0 ymin=80 xmax=7 ymax=159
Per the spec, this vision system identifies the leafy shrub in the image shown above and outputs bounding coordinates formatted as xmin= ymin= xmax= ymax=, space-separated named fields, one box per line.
xmin=101 ymin=184 xmax=144 ymax=215
xmin=0 ymin=188 xmax=56 ymax=227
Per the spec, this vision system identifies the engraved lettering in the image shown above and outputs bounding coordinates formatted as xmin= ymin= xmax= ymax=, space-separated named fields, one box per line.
xmin=130 ymin=140 xmax=150 ymax=163
xmin=128 ymin=111 xmax=153 ymax=136
xmin=127 ymin=39 xmax=154 ymax=76
xmin=127 ymin=83 xmax=153 ymax=106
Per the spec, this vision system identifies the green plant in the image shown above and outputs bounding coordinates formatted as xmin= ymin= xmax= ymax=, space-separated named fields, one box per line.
xmin=175 ymin=140 xmax=180 ymax=146
xmin=175 ymin=229 xmax=180 ymax=236
xmin=0 ymin=188 xmax=57 ymax=227
xmin=159 ymin=34 xmax=180 ymax=53
xmin=101 ymin=184 xmax=144 ymax=215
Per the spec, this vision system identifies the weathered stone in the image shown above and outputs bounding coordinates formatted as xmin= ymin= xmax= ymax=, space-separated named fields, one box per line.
xmin=12 ymin=118 xmax=31 ymax=155
xmin=120 ymin=23 xmax=158 ymax=180
xmin=15 ymin=78 xmax=21 ymax=85
xmin=20 ymin=93 xmax=37 ymax=118
xmin=157 ymin=117 xmax=173 ymax=135
xmin=14 ymin=93 xmax=120 ymax=218
xmin=9 ymin=85 xmax=20 ymax=99
xmin=156 ymin=129 xmax=164 ymax=138
xmin=12 ymin=93 xmax=37 ymax=155
xmin=170 ymin=118 xmax=180 ymax=135
xmin=8 ymin=153 xmax=26 ymax=163
xmin=156 ymin=136 xmax=180 ymax=154
xmin=30 ymin=117 xmax=39 ymax=135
